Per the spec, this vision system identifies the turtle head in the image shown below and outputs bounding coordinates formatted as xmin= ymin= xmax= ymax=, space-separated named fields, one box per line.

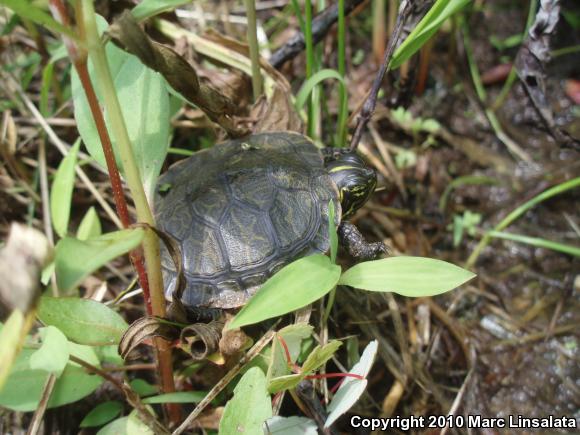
xmin=324 ymin=150 xmax=377 ymax=219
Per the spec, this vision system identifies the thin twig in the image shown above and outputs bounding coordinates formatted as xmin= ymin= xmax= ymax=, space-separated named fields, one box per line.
xmin=69 ymin=355 xmax=170 ymax=434
xmin=26 ymin=374 xmax=57 ymax=435
xmin=349 ymin=0 xmax=409 ymax=150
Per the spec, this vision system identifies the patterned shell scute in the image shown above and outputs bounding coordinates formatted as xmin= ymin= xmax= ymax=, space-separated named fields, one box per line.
xmin=155 ymin=132 xmax=340 ymax=309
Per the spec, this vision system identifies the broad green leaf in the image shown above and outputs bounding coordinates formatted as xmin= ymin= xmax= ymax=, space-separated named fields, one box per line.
xmin=130 ymin=378 xmax=158 ymax=397
xmin=228 ymin=255 xmax=341 ymax=329
xmin=0 ymin=0 xmax=77 ymax=39
xmin=94 ymin=345 xmax=124 ymax=365
xmin=390 ymin=0 xmax=471 ymax=69
xmin=301 ymin=341 xmax=342 ymax=374
xmin=98 ymin=417 xmax=129 ymax=435
xmin=142 ymin=391 xmax=205 ymax=404
xmin=295 ymin=69 xmax=346 ymax=111
xmin=265 ymin=416 xmax=318 ymax=435
xmin=127 ymin=409 xmax=154 ymax=435
xmin=37 ymin=297 xmax=128 ymax=346
xmin=339 ymin=257 xmax=475 ymax=296
xmin=325 ymin=340 xmax=378 ymax=428
xmin=0 ymin=310 xmax=24 ymax=390
xmin=220 ymin=367 xmax=272 ymax=435
xmin=54 ymin=228 xmax=144 ymax=292
xmin=67 ymin=341 xmax=101 ymax=367
xmin=268 ymin=373 xmax=303 ymax=394
xmin=267 ymin=324 xmax=313 ymax=381
xmin=81 ymin=401 xmax=124 ymax=428
xmin=50 ymin=140 xmax=81 ymax=238
xmin=0 ymin=349 xmax=103 ymax=411
xmin=77 ymin=207 xmax=102 ymax=240
xmin=328 ymin=200 xmax=338 ymax=264
xmin=71 ymin=15 xmax=170 ymax=199
xmin=131 ymin=0 xmax=191 ymax=22
xmin=30 ymin=326 xmax=70 ymax=377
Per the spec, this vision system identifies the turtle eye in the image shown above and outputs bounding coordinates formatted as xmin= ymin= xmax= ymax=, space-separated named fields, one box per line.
xmin=158 ymin=182 xmax=173 ymax=196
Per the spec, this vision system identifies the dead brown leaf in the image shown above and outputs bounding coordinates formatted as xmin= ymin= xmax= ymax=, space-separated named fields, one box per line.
xmin=0 ymin=223 xmax=52 ymax=318
xmin=107 ymin=12 xmax=248 ymax=138
xmin=204 ymin=30 xmax=302 ymax=133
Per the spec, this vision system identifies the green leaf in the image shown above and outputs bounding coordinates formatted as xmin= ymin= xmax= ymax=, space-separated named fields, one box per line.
xmin=301 ymin=341 xmax=342 ymax=374
xmin=81 ymin=401 xmax=124 ymax=428
xmin=40 ymin=62 xmax=54 ymax=116
xmin=0 ymin=349 xmax=103 ymax=411
xmin=127 ymin=409 xmax=154 ymax=435
xmin=328 ymin=200 xmax=338 ymax=264
xmin=265 ymin=416 xmax=318 ymax=434
xmin=267 ymin=324 xmax=313 ymax=381
xmin=68 ymin=341 xmax=101 ymax=367
xmin=339 ymin=257 xmax=476 ymax=296
xmin=325 ymin=340 xmax=378 ymax=428
xmin=228 ymin=255 xmax=341 ymax=330
xmin=142 ymin=391 xmax=206 ymax=404
xmin=130 ymin=378 xmax=158 ymax=397
xmin=98 ymin=417 xmax=129 ymax=435
xmin=0 ymin=0 xmax=77 ymax=39
xmin=30 ymin=326 xmax=70 ymax=377
xmin=94 ymin=345 xmax=124 ymax=365
xmin=71 ymin=15 xmax=170 ymax=198
xmin=0 ymin=310 xmax=25 ymax=390
xmin=37 ymin=297 xmax=128 ymax=346
xmin=77 ymin=207 xmax=102 ymax=240
xmin=220 ymin=367 xmax=272 ymax=435
xmin=488 ymin=231 xmax=580 ymax=258
xmin=295 ymin=69 xmax=346 ymax=111
xmin=268 ymin=373 xmax=303 ymax=394
xmin=50 ymin=139 xmax=81 ymax=238
xmin=131 ymin=0 xmax=191 ymax=22
xmin=390 ymin=0 xmax=471 ymax=69
xmin=41 ymin=261 xmax=55 ymax=286
xmin=54 ymin=228 xmax=145 ymax=292
xmin=268 ymin=341 xmax=342 ymax=394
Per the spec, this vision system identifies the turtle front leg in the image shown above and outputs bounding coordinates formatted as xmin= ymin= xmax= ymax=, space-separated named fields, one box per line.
xmin=338 ymin=222 xmax=388 ymax=261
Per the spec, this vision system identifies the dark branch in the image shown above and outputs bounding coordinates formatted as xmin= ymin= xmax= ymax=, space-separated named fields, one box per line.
xmin=269 ymin=0 xmax=366 ymax=69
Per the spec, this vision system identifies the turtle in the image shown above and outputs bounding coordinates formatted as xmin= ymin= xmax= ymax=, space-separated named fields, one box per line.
xmin=154 ymin=131 xmax=386 ymax=313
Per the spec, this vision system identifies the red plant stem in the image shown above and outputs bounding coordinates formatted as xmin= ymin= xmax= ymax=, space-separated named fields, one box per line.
xmin=329 ymin=377 xmax=344 ymax=394
xmin=48 ymin=0 xmax=179 ymax=423
xmin=74 ymin=60 xmax=152 ymax=312
xmin=278 ymin=335 xmax=292 ymax=365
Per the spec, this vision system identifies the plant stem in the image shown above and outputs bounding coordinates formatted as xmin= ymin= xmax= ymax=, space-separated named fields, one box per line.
xmin=492 ymin=0 xmax=538 ymax=109
xmin=551 ymin=44 xmax=580 ymax=58
xmin=372 ymin=0 xmax=386 ymax=64
xmin=244 ymin=0 xmax=262 ymax=100
xmin=304 ymin=0 xmax=315 ymax=138
xmin=336 ymin=0 xmax=347 ymax=146
xmin=79 ymin=0 xmax=178 ymax=420
xmin=487 ymin=231 xmax=580 ymax=257
xmin=52 ymin=0 xmax=149 ymax=329
xmin=80 ymin=0 xmax=164 ymax=319
xmin=466 ymin=177 xmax=580 ymax=268
xmin=460 ymin=17 xmax=531 ymax=162
xmin=74 ymin=60 xmax=151 ymax=306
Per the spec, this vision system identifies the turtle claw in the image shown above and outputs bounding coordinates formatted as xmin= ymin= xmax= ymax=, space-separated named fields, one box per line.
xmin=338 ymin=221 xmax=389 ymax=261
